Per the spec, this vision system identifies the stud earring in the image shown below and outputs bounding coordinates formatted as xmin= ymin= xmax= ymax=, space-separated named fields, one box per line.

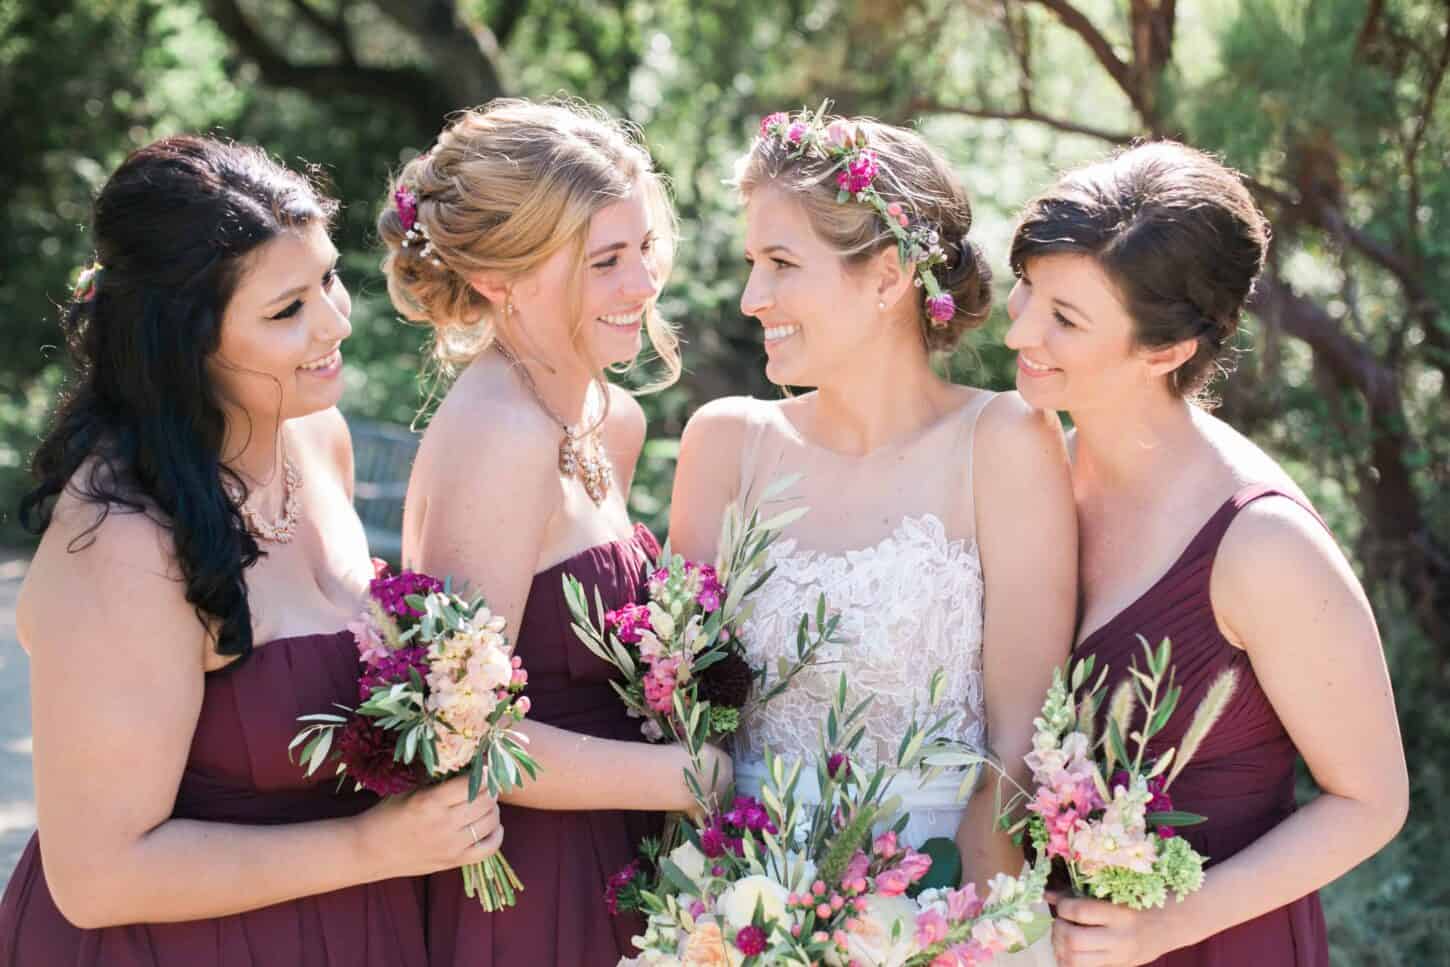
xmin=878 ymin=301 xmax=886 ymax=310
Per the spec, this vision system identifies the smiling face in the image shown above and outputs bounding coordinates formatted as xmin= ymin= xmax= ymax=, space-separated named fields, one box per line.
xmin=1003 ymin=252 xmax=1165 ymax=414
xmin=509 ymin=178 xmax=663 ymax=370
xmin=740 ymin=186 xmax=893 ymax=388
xmin=208 ymin=219 xmax=352 ymax=427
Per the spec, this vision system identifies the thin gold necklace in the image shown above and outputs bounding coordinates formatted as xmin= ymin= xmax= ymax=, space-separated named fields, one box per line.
xmin=494 ymin=341 xmax=613 ymax=506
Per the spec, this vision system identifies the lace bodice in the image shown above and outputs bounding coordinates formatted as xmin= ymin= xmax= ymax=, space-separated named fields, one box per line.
xmin=734 ymin=511 xmax=986 ymax=770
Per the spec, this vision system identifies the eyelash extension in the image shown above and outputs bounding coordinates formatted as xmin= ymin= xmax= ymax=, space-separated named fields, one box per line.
xmin=268 ymin=268 xmax=340 ymax=320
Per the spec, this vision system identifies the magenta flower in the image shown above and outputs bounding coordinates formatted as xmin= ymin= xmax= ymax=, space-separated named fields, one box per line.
xmin=700 ymin=824 xmax=728 ymax=858
xmin=694 ymin=564 xmax=723 ymax=612
xmin=605 ymin=860 xmax=641 ymax=915
xmin=735 ymin=924 xmax=767 ymax=955
xmin=393 ymin=185 xmax=419 ymax=232
xmin=835 ymin=150 xmax=879 ymax=194
xmin=786 ymin=121 xmax=810 ymax=144
xmin=723 ymin=795 xmax=777 ymax=834
xmin=759 ymin=112 xmax=789 ymax=137
xmin=605 ymin=602 xmax=652 ymax=644
xmin=369 ymin=570 xmax=443 ymax=619
xmin=926 ymin=293 xmax=956 ymax=323
xmin=359 ymin=644 xmax=430 ymax=698
xmin=826 ymin=751 xmax=849 ymax=779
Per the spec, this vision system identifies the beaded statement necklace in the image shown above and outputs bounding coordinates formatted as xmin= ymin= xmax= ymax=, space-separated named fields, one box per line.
xmin=224 ymin=456 xmax=302 ymax=544
xmin=494 ymin=342 xmax=614 ymax=506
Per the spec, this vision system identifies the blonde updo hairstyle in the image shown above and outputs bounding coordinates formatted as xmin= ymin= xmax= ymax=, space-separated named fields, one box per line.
xmin=379 ymin=98 xmax=681 ymax=390
xmin=734 ymin=112 xmax=992 ymax=353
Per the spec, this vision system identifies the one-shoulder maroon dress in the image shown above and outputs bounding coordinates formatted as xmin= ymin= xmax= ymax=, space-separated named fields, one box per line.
xmin=1074 ymin=485 xmax=1329 ymax=966
xmin=0 ymin=631 xmax=428 ymax=966
xmin=426 ymin=523 xmax=665 ymax=966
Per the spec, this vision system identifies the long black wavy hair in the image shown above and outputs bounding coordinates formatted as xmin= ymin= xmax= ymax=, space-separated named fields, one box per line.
xmin=21 ymin=136 xmax=338 ymax=661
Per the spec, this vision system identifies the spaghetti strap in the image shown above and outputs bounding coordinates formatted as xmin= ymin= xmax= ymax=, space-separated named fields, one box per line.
xmin=957 ymin=390 xmax=1000 ymax=499
xmin=734 ymin=400 xmax=770 ymax=504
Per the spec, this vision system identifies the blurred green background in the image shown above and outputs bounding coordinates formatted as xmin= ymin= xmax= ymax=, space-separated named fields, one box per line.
xmin=1 ymin=0 xmax=1446 ymax=959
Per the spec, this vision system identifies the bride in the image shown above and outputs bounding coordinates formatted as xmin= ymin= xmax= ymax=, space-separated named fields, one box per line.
xmin=669 ymin=109 xmax=1074 ymax=962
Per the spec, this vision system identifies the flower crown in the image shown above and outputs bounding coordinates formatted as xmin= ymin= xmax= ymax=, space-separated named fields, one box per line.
xmin=758 ymin=107 xmax=956 ymax=325
xmin=393 ymin=185 xmax=442 ymax=267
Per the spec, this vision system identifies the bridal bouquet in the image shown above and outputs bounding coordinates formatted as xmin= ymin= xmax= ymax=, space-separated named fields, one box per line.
xmin=614 ymin=672 xmax=1050 ymax=966
xmin=290 ymin=564 xmax=538 ymax=911
xmin=1015 ymin=637 xmax=1238 ymax=910
xmin=564 ymin=476 xmax=835 ymax=810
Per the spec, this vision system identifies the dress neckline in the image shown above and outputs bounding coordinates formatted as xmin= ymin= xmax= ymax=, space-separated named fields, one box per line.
xmin=1073 ymin=491 xmax=1246 ymax=651
xmin=532 ymin=521 xmax=656 ymax=577
xmin=770 ymin=390 xmax=992 ymax=461
xmin=769 ymin=512 xmax=978 ymax=568
xmin=207 ymin=628 xmax=354 ymax=676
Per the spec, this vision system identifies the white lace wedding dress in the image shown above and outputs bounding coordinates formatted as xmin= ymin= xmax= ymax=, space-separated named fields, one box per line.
xmin=728 ymin=392 xmax=1056 ymax=966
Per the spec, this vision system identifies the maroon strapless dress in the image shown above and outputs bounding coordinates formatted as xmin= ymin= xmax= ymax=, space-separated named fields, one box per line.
xmin=427 ymin=522 xmax=666 ymax=966
xmin=1074 ymin=485 xmax=1329 ymax=966
xmin=0 ymin=631 xmax=428 ymax=966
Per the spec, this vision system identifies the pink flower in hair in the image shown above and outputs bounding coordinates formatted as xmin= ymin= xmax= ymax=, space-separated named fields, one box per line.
xmin=926 ymin=293 xmax=956 ymax=323
xmin=394 ymin=185 xmax=419 ymax=232
xmin=836 ymin=150 xmax=879 ymax=194
xmin=760 ymin=112 xmax=790 ymax=137
xmin=825 ymin=119 xmax=856 ymax=150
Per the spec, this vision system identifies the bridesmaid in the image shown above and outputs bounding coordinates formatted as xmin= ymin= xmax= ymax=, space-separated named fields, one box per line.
xmin=0 ymin=137 xmax=501 ymax=966
xmin=378 ymin=99 xmax=732 ymax=966
xmin=1005 ymin=142 xmax=1407 ymax=966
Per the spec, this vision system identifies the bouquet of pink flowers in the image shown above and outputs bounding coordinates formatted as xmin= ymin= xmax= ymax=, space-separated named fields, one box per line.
xmin=564 ymin=476 xmax=835 ymax=809
xmin=290 ymin=565 xmax=538 ymax=911
xmin=1014 ymin=637 xmax=1238 ymax=910
xmin=614 ymin=672 xmax=1049 ymax=966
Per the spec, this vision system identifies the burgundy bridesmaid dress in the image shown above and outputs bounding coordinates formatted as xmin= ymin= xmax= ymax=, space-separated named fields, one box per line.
xmin=1074 ymin=485 xmax=1330 ymax=966
xmin=426 ymin=522 xmax=665 ymax=966
xmin=0 ymin=631 xmax=428 ymax=966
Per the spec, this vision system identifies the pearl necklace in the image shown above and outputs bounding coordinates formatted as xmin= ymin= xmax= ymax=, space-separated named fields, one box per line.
xmin=225 ymin=458 xmax=302 ymax=543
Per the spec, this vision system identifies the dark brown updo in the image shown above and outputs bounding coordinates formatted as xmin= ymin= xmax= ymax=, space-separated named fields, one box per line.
xmin=1010 ymin=141 xmax=1270 ymax=397
xmin=734 ymin=113 xmax=992 ymax=353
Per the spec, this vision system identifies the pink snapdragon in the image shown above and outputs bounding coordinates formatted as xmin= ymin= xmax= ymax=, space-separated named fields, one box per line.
xmin=915 ymin=908 xmax=950 ymax=947
xmin=604 ymin=602 xmax=652 ymax=645
xmin=643 ymin=655 xmax=685 ymax=713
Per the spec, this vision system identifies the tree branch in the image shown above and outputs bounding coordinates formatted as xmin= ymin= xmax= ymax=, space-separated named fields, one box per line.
xmin=491 ymin=0 xmax=529 ymax=47
xmin=284 ymin=0 xmax=356 ymax=65
xmin=1404 ymin=8 xmax=1450 ymax=270
xmin=906 ymin=97 xmax=1135 ymax=144
xmin=1020 ymin=0 xmax=1153 ymax=122
xmin=1249 ymin=273 xmax=1397 ymax=413
xmin=370 ymin=0 xmax=505 ymax=109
